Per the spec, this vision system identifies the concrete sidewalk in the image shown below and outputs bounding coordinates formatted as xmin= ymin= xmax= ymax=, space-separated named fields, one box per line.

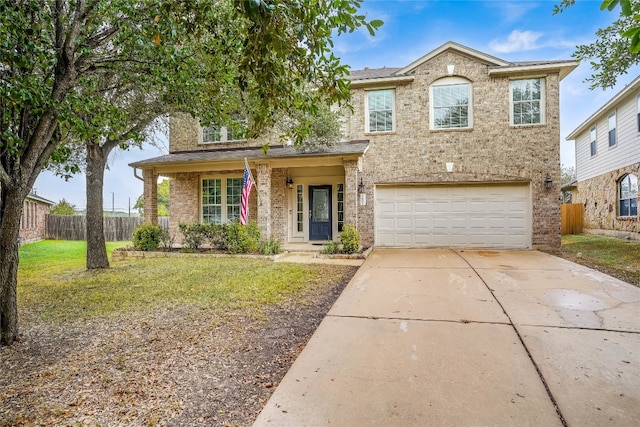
xmin=253 ymin=249 xmax=640 ymax=426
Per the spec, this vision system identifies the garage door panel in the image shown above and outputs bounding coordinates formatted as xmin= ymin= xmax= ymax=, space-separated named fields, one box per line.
xmin=375 ymin=185 xmax=530 ymax=249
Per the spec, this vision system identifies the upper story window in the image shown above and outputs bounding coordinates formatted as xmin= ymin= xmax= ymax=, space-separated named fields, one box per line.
xmin=510 ymin=78 xmax=545 ymax=126
xmin=431 ymin=77 xmax=471 ymax=129
xmin=619 ymin=174 xmax=638 ymax=217
xmin=590 ymin=126 xmax=597 ymax=157
xmin=366 ymin=89 xmax=395 ymax=133
xmin=202 ymin=118 xmax=247 ymax=143
xmin=608 ymin=111 xmax=616 ymax=147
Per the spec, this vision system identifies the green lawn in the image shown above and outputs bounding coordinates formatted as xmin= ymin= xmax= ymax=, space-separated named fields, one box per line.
xmin=18 ymin=240 xmax=351 ymax=323
xmin=559 ymin=234 xmax=640 ymax=286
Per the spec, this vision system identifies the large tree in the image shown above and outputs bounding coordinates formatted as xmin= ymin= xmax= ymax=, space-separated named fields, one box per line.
xmin=555 ymin=0 xmax=640 ymax=89
xmin=0 ymin=0 xmax=381 ymax=345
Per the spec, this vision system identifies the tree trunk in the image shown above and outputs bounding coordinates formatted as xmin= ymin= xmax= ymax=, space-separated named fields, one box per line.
xmin=85 ymin=142 xmax=110 ymax=269
xmin=0 ymin=186 xmax=27 ymax=345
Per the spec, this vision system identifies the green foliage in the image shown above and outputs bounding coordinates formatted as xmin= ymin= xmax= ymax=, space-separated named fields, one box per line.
xmin=340 ymin=225 xmax=360 ymax=254
xmin=135 ymin=179 xmax=170 ymax=216
xmin=132 ymin=223 xmax=164 ymax=251
xmin=224 ymin=221 xmax=261 ymax=254
xmin=50 ymin=199 xmax=76 ymax=216
xmin=320 ymin=240 xmax=341 ymax=255
xmin=178 ymin=222 xmax=209 ymax=250
xmin=259 ymin=236 xmax=283 ymax=255
xmin=554 ymin=0 xmax=640 ymax=88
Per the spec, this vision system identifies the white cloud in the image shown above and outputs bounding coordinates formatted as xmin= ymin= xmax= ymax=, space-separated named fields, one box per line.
xmin=489 ymin=30 xmax=543 ymax=53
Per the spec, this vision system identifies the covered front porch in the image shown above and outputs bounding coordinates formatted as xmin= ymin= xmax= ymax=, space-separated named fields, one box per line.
xmin=129 ymin=141 xmax=369 ymax=244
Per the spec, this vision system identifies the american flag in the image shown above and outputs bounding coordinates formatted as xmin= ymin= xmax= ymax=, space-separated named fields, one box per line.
xmin=240 ymin=160 xmax=254 ymax=225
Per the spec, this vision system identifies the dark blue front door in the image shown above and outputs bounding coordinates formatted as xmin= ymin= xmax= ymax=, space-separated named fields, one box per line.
xmin=309 ymin=185 xmax=332 ymax=240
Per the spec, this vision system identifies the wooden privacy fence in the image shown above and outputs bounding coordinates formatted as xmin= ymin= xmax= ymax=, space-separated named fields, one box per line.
xmin=561 ymin=203 xmax=583 ymax=235
xmin=46 ymin=215 xmax=170 ymax=241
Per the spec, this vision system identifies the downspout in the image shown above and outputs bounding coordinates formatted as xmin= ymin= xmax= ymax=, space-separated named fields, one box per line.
xmin=133 ymin=167 xmax=144 ymax=182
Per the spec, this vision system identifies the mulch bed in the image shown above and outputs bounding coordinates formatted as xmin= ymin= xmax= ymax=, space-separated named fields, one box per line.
xmin=0 ymin=267 xmax=357 ymax=427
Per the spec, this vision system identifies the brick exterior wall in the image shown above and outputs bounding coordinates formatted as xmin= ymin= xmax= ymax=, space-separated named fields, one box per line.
xmin=19 ymin=199 xmax=51 ymax=244
xmin=157 ymin=45 xmax=570 ymax=249
xmin=345 ymin=50 xmax=563 ymax=249
xmin=573 ymin=163 xmax=640 ymax=240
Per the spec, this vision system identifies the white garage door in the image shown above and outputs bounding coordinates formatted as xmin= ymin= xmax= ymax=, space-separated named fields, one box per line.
xmin=375 ymin=184 xmax=531 ymax=249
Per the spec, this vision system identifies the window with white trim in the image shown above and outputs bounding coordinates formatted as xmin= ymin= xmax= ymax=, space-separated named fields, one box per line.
xmin=590 ymin=126 xmax=597 ymax=157
xmin=366 ymin=89 xmax=395 ymax=133
xmin=608 ymin=111 xmax=616 ymax=147
xmin=619 ymin=174 xmax=638 ymax=217
xmin=202 ymin=118 xmax=247 ymax=143
xmin=202 ymin=176 xmax=243 ymax=224
xmin=296 ymin=185 xmax=303 ymax=233
xmin=337 ymin=183 xmax=344 ymax=231
xmin=510 ymin=78 xmax=544 ymax=125
xmin=431 ymin=78 xmax=471 ymax=129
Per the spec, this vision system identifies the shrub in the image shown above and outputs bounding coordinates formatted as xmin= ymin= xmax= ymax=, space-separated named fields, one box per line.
xmin=224 ymin=221 xmax=261 ymax=253
xmin=205 ymin=223 xmax=226 ymax=249
xmin=158 ymin=228 xmax=174 ymax=250
xmin=179 ymin=222 xmax=209 ymax=250
xmin=321 ymin=239 xmax=340 ymax=254
xmin=132 ymin=223 xmax=163 ymax=251
xmin=340 ymin=225 xmax=360 ymax=254
xmin=259 ymin=236 xmax=282 ymax=255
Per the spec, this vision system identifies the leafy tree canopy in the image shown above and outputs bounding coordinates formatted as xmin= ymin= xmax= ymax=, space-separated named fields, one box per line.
xmin=555 ymin=0 xmax=640 ymax=89
xmin=50 ymin=198 xmax=76 ymax=215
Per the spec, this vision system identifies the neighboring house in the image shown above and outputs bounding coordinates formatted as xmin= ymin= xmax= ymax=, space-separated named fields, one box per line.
xmin=131 ymin=41 xmax=576 ymax=250
xmin=566 ymin=76 xmax=640 ymax=240
xmin=20 ymin=192 xmax=55 ymax=244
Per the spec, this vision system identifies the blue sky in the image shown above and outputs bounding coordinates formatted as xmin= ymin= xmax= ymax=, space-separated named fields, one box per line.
xmin=34 ymin=0 xmax=640 ymax=210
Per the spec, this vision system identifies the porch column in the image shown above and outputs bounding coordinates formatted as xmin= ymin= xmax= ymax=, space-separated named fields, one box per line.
xmin=257 ymin=162 xmax=272 ymax=237
xmin=143 ymin=169 xmax=158 ymax=225
xmin=343 ymin=160 xmax=359 ymax=228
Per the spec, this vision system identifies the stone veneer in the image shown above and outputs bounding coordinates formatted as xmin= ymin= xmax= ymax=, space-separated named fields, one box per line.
xmin=573 ymin=163 xmax=640 ymax=240
xmin=345 ymin=50 xmax=563 ymax=249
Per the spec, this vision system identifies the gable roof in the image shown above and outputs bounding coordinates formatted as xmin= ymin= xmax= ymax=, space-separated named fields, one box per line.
xmin=566 ymin=75 xmax=640 ymax=141
xmin=347 ymin=41 xmax=577 ymax=87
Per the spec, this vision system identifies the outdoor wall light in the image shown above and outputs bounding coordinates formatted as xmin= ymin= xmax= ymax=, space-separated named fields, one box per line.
xmin=286 ymin=176 xmax=294 ymax=190
xmin=358 ymin=178 xmax=366 ymax=206
xmin=544 ymin=173 xmax=553 ymax=190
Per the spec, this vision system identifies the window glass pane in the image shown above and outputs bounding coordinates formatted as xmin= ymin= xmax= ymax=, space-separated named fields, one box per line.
xmin=337 ymin=183 xmax=344 ymax=232
xmin=368 ymin=90 xmax=394 ymax=132
xmin=226 ymin=178 xmax=242 ymax=223
xmin=608 ymin=112 xmax=616 ymax=129
xmin=203 ymin=126 xmax=221 ymax=143
xmin=512 ymin=79 xmax=541 ymax=125
xmin=619 ymin=174 xmax=638 ymax=217
xmin=296 ymin=184 xmax=303 ymax=232
xmin=202 ymin=179 xmax=222 ymax=224
xmin=433 ymin=83 xmax=470 ymax=129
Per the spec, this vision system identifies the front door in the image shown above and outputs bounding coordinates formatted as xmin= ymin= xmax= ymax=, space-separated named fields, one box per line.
xmin=309 ymin=185 xmax=332 ymax=240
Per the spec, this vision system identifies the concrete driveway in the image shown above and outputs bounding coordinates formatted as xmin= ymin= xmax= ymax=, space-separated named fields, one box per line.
xmin=254 ymin=249 xmax=640 ymax=426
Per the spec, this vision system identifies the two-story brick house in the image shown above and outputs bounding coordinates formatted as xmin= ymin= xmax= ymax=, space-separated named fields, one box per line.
xmin=131 ymin=41 xmax=576 ymax=249
xmin=566 ymin=76 xmax=639 ymax=240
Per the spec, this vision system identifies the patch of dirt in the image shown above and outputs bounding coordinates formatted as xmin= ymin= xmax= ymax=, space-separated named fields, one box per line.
xmin=0 ymin=267 xmax=357 ymax=427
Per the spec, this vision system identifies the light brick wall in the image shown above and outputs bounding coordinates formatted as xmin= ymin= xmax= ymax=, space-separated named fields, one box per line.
xmin=19 ymin=200 xmax=51 ymax=243
xmin=271 ymin=168 xmax=288 ymax=241
xmin=573 ymin=163 xmax=640 ymax=239
xmin=143 ymin=169 xmax=158 ymax=225
xmin=169 ymin=173 xmax=199 ymax=240
xmin=346 ymin=51 xmax=563 ymax=249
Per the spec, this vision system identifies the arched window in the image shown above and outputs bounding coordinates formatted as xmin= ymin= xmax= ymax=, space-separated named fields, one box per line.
xmin=619 ymin=174 xmax=638 ymax=217
xmin=430 ymin=77 xmax=472 ymax=129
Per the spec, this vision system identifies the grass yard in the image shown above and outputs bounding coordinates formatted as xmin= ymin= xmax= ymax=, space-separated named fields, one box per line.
xmin=556 ymin=234 xmax=640 ymax=286
xmin=5 ymin=240 xmax=356 ymax=427
xmin=17 ymin=240 xmax=343 ymax=323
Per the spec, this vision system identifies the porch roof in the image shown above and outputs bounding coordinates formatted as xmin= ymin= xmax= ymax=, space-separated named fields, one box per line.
xmin=130 ymin=140 xmax=370 ymax=170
